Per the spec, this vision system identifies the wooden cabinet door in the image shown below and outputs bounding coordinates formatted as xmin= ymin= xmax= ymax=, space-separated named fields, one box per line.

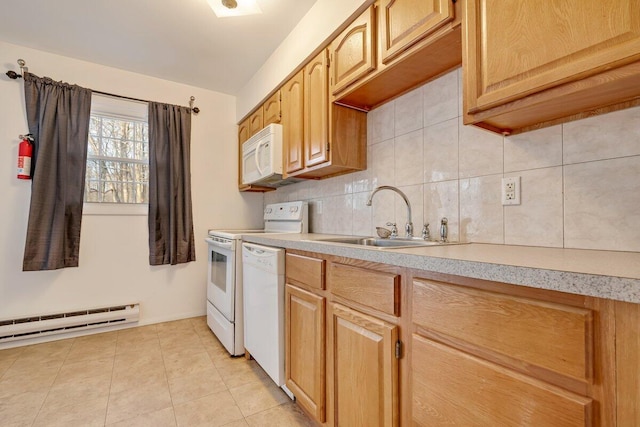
xmin=286 ymin=285 xmax=326 ymax=422
xmin=263 ymin=90 xmax=281 ymax=126
xmin=282 ymin=70 xmax=305 ymax=175
xmin=331 ymin=303 xmax=399 ymax=427
xmin=330 ymin=5 xmax=376 ymax=95
xmin=304 ymin=50 xmax=330 ymax=169
xmin=379 ymin=0 xmax=455 ymax=64
xmin=412 ymin=335 xmax=592 ymax=426
xmin=238 ymin=118 xmax=250 ymax=145
xmin=248 ymin=108 xmax=264 ymax=136
xmin=465 ymin=0 xmax=640 ymax=114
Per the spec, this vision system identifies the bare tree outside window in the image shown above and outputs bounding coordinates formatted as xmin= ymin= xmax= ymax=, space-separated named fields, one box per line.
xmin=85 ymin=114 xmax=149 ymax=203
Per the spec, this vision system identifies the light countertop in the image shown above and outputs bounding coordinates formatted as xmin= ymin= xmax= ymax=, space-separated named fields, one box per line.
xmin=240 ymin=233 xmax=640 ymax=304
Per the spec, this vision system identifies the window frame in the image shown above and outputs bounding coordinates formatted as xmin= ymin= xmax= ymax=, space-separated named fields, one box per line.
xmin=83 ymin=95 xmax=149 ymax=216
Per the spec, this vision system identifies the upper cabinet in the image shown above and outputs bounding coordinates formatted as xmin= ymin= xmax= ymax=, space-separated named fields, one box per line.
xmin=379 ymin=0 xmax=455 ymax=63
xmin=304 ymin=50 xmax=331 ymax=169
xmin=330 ymin=5 xmax=377 ymax=96
xmin=331 ymin=0 xmax=461 ymax=111
xmin=282 ymin=69 xmax=305 ymax=176
xmin=283 ymin=50 xmax=367 ymax=180
xmin=463 ymin=0 xmax=640 ymax=135
xmin=248 ymin=108 xmax=263 ymax=136
xmin=263 ymin=90 xmax=281 ymax=126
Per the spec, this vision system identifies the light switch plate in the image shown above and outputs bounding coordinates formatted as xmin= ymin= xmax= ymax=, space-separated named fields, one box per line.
xmin=502 ymin=176 xmax=521 ymax=205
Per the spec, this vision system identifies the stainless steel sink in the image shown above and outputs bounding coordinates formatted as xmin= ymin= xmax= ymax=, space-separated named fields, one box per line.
xmin=309 ymin=236 xmax=462 ymax=249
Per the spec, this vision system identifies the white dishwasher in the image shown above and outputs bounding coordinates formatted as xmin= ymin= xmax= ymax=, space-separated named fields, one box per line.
xmin=242 ymin=242 xmax=292 ymax=397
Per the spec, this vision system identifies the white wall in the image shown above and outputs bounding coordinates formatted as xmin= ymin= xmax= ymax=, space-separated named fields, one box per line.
xmin=235 ymin=0 xmax=371 ymax=120
xmin=0 ymin=41 xmax=264 ymax=329
xmin=266 ymin=68 xmax=640 ymax=253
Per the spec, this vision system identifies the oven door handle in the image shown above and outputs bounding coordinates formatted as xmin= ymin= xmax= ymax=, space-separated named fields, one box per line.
xmin=205 ymin=238 xmax=234 ymax=251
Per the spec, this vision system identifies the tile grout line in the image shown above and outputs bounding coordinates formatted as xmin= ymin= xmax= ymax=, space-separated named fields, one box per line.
xmin=102 ymin=336 xmax=117 ymax=427
xmin=30 ymin=339 xmax=75 ymax=427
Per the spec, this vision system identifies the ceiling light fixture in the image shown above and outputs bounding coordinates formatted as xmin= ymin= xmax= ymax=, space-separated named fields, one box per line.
xmin=222 ymin=0 xmax=237 ymax=8
xmin=208 ymin=0 xmax=262 ymax=17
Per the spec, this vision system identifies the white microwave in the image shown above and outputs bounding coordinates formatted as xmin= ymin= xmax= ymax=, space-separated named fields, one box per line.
xmin=242 ymin=124 xmax=283 ymax=186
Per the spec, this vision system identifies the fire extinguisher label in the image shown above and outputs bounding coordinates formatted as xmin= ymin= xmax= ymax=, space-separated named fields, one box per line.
xmin=18 ymin=156 xmax=31 ymax=177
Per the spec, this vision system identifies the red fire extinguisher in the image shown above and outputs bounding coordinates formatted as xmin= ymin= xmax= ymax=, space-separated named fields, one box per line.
xmin=17 ymin=134 xmax=34 ymax=180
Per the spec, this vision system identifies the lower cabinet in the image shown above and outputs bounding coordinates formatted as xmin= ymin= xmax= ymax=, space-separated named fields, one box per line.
xmin=412 ymin=336 xmax=592 ymax=426
xmin=330 ymin=303 xmax=399 ymax=427
xmin=411 ymin=277 xmax=610 ymax=427
xmin=285 ymin=284 xmax=326 ymax=422
xmin=284 ymin=250 xmax=637 ymax=426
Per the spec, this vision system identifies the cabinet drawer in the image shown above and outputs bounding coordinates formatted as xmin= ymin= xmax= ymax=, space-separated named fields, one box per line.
xmin=329 ymin=263 xmax=400 ymax=316
xmin=286 ymin=253 xmax=325 ymax=290
xmin=412 ymin=278 xmax=593 ymax=381
xmin=412 ymin=335 xmax=592 ymax=426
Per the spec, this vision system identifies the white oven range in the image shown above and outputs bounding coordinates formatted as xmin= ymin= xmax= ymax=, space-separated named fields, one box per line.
xmin=205 ymin=201 xmax=308 ymax=356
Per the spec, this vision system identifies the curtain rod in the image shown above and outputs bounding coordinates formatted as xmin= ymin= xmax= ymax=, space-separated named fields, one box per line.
xmin=5 ymin=59 xmax=200 ymax=114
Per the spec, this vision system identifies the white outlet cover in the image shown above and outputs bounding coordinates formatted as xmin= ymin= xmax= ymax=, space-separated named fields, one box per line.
xmin=502 ymin=176 xmax=521 ymax=206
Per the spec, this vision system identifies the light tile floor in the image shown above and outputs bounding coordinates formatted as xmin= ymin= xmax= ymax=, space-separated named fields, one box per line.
xmin=0 ymin=317 xmax=313 ymax=427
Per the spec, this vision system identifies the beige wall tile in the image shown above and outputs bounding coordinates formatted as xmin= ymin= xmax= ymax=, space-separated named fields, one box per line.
xmin=320 ymin=194 xmax=354 ymax=235
xmin=423 ymin=68 xmax=459 ymax=127
xmin=265 ymin=69 xmax=640 ymax=253
xmin=394 ymin=184 xmax=424 ymax=238
xmin=352 ymin=166 xmax=373 ymax=194
xmin=459 ymin=175 xmax=504 ymax=244
xmin=395 ymin=129 xmax=424 ymax=186
xmin=395 ymin=87 xmax=423 ymax=136
xmin=564 ymin=156 xmax=640 ymax=251
xmin=459 ymin=117 xmax=504 ymax=178
xmin=504 ymin=125 xmax=562 ymax=172
xmin=504 ymin=168 xmax=564 ymax=247
xmin=424 ymin=117 xmax=458 ymax=183
xmin=563 ymin=105 xmax=640 ymax=164
xmin=371 ymin=191 xmax=396 ymax=232
xmin=367 ymin=101 xmax=394 ymax=145
xmin=369 ymin=138 xmax=395 ymax=187
xmin=352 ymin=192 xmax=373 ymax=236
xmin=424 ymin=180 xmax=460 ymax=242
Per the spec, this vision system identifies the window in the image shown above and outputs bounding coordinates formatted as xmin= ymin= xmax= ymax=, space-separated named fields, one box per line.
xmin=83 ymin=95 xmax=149 ymax=215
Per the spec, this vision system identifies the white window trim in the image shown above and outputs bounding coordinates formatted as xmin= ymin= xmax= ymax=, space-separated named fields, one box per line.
xmin=83 ymin=202 xmax=148 ymax=216
xmin=84 ymin=94 xmax=149 ymax=216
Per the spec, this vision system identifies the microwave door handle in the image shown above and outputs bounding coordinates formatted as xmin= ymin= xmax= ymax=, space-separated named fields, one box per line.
xmin=254 ymin=139 xmax=265 ymax=175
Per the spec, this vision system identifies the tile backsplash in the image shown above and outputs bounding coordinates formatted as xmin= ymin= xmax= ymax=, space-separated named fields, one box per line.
xmin=265 ymin=68 xmax=640 ymax=252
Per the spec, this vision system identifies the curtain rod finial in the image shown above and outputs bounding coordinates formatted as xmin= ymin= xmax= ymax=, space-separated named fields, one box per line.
xmin=17 ymin=59 xmax=27 ymax=76
xmin=189 ymin=96 xmax=199 ymax=114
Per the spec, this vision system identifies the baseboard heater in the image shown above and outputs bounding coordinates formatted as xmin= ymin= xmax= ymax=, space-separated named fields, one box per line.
xmin=0 ymin=303 xmax=140 ymax=343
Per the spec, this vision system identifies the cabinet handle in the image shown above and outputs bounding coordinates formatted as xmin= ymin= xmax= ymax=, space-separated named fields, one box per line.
xmin=395 ymin=340 xmax=402 ymax=359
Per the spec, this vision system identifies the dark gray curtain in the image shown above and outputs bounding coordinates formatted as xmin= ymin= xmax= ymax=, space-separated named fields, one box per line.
xmin=148 ymin=102 xmax=196 ymax=265
xmin=22 ymin=73 xmax=92 ymax=271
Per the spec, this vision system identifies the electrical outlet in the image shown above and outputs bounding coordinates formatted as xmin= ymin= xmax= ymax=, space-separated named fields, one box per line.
xmin=502 ymin=176 xmax=521 ymax=205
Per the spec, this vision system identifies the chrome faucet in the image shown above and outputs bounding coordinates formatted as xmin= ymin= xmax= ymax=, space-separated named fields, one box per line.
xmin=366 ymin=186 xmax=413 ymax=238
xmin=440 ymin=217 xmax=448 ymax=242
